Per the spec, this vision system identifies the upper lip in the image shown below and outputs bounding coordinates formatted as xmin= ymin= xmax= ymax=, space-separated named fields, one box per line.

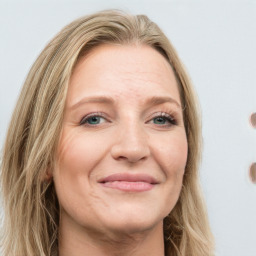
xmin=98 ymin=173 xmax=159 ymax=184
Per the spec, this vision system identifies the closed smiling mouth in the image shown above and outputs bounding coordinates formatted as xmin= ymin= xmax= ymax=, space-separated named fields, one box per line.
xmin=98 ymin=173 xmax=159 ymax=192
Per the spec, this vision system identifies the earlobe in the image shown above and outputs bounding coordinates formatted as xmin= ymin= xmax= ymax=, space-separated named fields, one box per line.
xmin=44 ymin=168 xmax=53 ymax=182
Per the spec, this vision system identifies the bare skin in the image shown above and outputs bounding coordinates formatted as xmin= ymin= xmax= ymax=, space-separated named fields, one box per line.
xmin=54 ymin=44 xmax=187 ymax=256
xmin=59 ymin=218 xmax=164 ymax=256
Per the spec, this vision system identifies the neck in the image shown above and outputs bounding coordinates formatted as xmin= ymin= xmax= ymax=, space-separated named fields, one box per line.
xmin=58 ymin=215 xmax=165 ymax=256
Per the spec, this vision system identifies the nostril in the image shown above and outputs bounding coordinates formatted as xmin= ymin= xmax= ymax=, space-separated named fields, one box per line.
xmin=111 ymin=143 xmax=150 ymax=163
xmin=118 ymin=156 xmax=128 ymax=160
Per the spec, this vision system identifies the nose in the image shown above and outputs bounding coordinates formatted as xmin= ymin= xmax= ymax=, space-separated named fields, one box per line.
xmin=110 ymin=122 xmax=150 ymax=163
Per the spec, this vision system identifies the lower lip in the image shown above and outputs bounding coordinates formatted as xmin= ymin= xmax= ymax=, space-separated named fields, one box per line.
xmin=100 ymin=181 xmax=154 ymax=192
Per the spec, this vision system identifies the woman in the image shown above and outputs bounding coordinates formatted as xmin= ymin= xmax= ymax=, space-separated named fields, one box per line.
xmin=0 ymin=10 xmax=214 ymax=256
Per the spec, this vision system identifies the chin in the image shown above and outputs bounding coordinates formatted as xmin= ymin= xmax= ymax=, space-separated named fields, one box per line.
xmin=106 ymin=219 xmax=161 ymax=236
xmin=99 ymin=205 xmax=166 ymax=235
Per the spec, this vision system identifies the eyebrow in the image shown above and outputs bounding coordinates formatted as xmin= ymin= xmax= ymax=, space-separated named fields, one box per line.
xmin=70 ymin=96 xmax=115 ymax=110
xmin=69 ymin=95 xmax=181 ymax=110
xmin=145 ymin=96 xmax=181 ymax=109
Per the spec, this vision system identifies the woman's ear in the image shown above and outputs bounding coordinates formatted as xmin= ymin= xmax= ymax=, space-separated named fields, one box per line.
xmin=43 ymin=167 xmax=53 ymax=182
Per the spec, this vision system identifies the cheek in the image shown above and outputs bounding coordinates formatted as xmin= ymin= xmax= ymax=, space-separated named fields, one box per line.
xmin=151 ymin=130 xmax=188 ymax=177
xmin=53 ymin=129 xmax=110 ymax=222
xmin=54 ymin=130 xmax=101 ymax=202
xmin=57 ymin=129 xmax=105 ymax=176
xmin=147 ymin=132 xmax=186 ymax=213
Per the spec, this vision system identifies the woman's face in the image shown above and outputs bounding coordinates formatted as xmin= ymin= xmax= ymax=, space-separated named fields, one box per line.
xmin=54 ymin=44 xmax=188 ymax=236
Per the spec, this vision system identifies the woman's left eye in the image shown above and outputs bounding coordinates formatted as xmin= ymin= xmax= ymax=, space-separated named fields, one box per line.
xmin=80 ymin=115 xmax=107 ymax=126
xmin=149 ymin=114 xmax=177 ymax=126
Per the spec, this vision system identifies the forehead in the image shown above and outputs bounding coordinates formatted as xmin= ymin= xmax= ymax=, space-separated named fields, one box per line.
xmin=68 ymin=44 xmax=181 ymax=106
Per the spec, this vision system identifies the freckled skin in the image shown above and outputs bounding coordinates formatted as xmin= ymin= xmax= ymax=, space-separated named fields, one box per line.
xmin=54 ymin=44 xmax=188 ymax=256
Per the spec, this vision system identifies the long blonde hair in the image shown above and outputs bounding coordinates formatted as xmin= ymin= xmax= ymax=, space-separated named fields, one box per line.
xmin=0 ymin=10 xmax=214 ymax=256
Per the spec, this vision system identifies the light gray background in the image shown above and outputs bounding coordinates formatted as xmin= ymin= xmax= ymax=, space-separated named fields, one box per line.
xmin=0 ymin=0 xmax=256 ymax=255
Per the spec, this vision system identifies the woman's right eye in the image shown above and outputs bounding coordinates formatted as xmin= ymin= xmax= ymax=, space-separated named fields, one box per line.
xmin=80 ymin=114 xmax=107 ymax=126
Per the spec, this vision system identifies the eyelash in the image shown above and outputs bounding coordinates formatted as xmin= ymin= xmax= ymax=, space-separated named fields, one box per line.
xmin=148 ymin=112 xmax=177 ymax=126
xmin=79 ymin=112 xmax=107 ymax=126
xmin=79 ymin=111 xmax=178 ymax=127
